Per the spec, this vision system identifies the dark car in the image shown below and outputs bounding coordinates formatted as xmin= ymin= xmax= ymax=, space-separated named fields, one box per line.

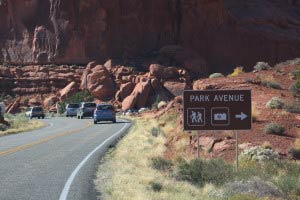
xmin=77 ymin=102 xmax=96 ymax=119
xmin=25 ymin=106 xmax=45 ymax=119
xmin=93 ymin=104 xmax=116 ymax=124
xmin=66 ymin=103 xmax=80 ymax=117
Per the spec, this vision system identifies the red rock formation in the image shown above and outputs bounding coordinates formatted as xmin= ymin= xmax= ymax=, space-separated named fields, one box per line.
xmin=80 ymin=64 xmax=115 ymax=100
xmin=59 ymin=81 xmax=78 ymax=101
xmin=0 ymin=1 xmax=299 ymax=74
xmin=121 ymin=81 xmax=151 ymax=111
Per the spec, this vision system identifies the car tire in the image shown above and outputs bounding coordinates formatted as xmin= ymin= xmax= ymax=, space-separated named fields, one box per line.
xmin=112 ymin=119 xmax=116 ymax=123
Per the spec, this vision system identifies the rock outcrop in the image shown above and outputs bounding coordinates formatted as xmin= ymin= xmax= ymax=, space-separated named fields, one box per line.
xmin=0 ymin=1 xmax=299 ymax=74
xmin=80 ymin=64 xmax=115 ymax=101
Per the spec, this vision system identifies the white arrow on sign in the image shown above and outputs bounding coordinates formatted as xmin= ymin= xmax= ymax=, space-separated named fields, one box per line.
xmin=235 ymin=112 xmax=247 ymax=120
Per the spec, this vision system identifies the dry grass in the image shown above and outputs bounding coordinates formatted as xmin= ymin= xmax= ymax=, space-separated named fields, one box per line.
xmin=0 ymin=113 xmax=46 ymax=136
xmin=95 ymin=112 xmax=214 ymax=200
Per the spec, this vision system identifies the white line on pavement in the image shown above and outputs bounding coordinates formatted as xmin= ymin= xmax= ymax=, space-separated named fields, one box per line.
xmin=59 ymin=120 xmax=130 ymax=200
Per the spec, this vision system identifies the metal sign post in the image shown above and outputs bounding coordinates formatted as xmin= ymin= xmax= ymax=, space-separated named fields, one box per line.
xmin=235 ymin=130 xmax=239 ymax=171
xmin=197 ymin=131 xmax=200 ymax=158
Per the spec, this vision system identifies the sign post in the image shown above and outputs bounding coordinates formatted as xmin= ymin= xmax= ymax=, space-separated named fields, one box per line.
xmin=183 ymin=90 xmax=252 ymax=170
xmin=197 ymin=131 xmax=200 ymax=158
xmin=235 ymin=130 xmax=239 ymax=171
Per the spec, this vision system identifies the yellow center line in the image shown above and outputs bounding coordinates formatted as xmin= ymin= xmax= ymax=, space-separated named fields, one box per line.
xmin=0 ymin=121 xmax=93 ymax=157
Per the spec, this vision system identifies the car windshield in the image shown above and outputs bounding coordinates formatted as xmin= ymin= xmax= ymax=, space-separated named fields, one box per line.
xmin=32 ymin=107 xmax=43 ymax=111
xmin=68 ymin=104 xmax=79 ymax=108
xmin=84 ymin=103 xmax=96 ymax=108
xmin=97 ymin=105 xmax=114 ymax=110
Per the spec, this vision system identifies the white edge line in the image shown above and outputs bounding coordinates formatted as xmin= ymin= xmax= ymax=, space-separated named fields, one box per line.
xmin=59 ymin=120 xmax=131 ymax=200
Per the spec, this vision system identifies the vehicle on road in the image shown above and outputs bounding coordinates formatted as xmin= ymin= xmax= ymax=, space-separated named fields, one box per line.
xmin=25 ymin=106 xmax=45 ymax=119
xmin=66 ymin=103 xmax=80 ymax=117
xmin=0 ymin=102 xmax=5 ymax=116
xmin=93 ymin=104 xmax=116 ymax=124
xmin=77 ymin=102 xmax=96 ymax=119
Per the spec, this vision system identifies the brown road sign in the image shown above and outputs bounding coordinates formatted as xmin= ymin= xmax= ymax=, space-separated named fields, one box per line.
xmin=183 ymin=90 xmax=252 ymax=130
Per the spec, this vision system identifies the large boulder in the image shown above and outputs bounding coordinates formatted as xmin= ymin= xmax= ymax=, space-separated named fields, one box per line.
xmin=82 ymin=65 xmax=115 ymax=100
xmin=149 ymin=64 xmax=164 ymax=79
xmin=59 ymin=81 xmax=79 ymax=101
xmin=164 ymin=81 xmax=188 ymax=96
xmin=121 ymin=81 xmax=151 ymax=111
xmin=115 ymin=82 xmax=136 ymax=101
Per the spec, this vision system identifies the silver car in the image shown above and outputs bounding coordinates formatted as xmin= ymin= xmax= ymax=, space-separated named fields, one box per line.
xmin=66 ymin=103 xmax=80 ymax=117
xmin=25 ymin=106 xmax=45 ymax=119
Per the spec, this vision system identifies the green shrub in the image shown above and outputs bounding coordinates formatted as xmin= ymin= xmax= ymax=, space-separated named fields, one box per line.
xmin=276 ymin=174 xmax=300 ymax=196
xmin=284 ymin=102 xmax=300 ymax=114
xmin=264 ymin=123 xmax=285 ymax=136
xmin=0 ymin=123 xmax=8 ymax=131
xmin=149 ymin=181 xmax=162 ymax=192
xmin=253 ymin=62 xmax=271 ymax=71
xmin=239 ymin=146 xmax=280 ymax=164
xmin=176 ymin=158 xmax=234 ymax=187
xmin=152 ymin=95 xmax=161 ymax=110
xmin=261 ymin=80 xmax=282 ymax=90
xmin=150 ymin=127 xmax=164 ymax=137
xmin=290 ymin=80 xmax=300 ymax=96
xmin=291 ymin=69 xmax=300 ymax=79
xmin=151 ymin=157 xmax=173 ymax=171
xmin=289 ymin=148 xmax=300 ymax=160
xmin=266 ymin=97 xmax=285 ymax=109
xmin=209 ymin=73 xmax=224 ymax=79
xmin=59 ymin=90 xmax=94 ymax=114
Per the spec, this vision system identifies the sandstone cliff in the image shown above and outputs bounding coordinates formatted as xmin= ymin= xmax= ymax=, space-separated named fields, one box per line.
xmin=0 ymin=0 xmax=300 ymax=74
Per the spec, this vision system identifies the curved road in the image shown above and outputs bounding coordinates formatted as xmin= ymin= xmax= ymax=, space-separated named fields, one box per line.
xmin=0 ymin=117 xmax=131 ymax=200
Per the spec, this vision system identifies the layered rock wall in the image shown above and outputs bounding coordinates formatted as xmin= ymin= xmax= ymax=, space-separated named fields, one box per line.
xmin=0 ymin=0 xmax=300 ymax=73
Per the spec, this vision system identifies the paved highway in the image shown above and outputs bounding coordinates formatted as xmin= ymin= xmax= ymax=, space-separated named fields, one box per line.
xmin=0 ymin=117 xmax=131 ymax=200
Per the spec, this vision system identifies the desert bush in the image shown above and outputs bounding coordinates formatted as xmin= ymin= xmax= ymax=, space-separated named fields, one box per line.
xmin=290 ymin=80 xmax=300 ymax=96
xmin=151 ymin=127 xmax=163 ymax=137
xmin=291 ymin=69 xmax=300 ymax=79
xmin=157 ymin=101 xmax=167 ymax=109
xmin=261 ymin=80 xmax=282 ymax=90
xmin=289 ymin=148 xmax=300 ymax=160
xmin=151 ymin=157 xmax=173 ymax=171
xmin=284 ymin=102 xmax=300 ymax=114
xmin=59 ymin=90 xmax=93 ymax=114
xmin=152 ymin=95 xmax=161 ymax=110
xmin=266 ymin=97 xmax=285 ymax=109
xmin=264 ymin=123 xmax=285 ymax=136
xmin=175 ymin=158 xmax=234 ymax=187
xmin=261 ymin=141 xmax=272 ymax=150
xmin=276 ymin=174 xmax=300 ymax=196
xmin=239 ymin=146 xmax=280 ymax=164
xmin=149 ymin=181 xmax=162 ymax=192
xmin=253 ymin=62 xmax=271 ymax=71
xmin=0 ymin=124 xmax=8 ymax=131
xmin=288 ymin=139 xmax=300 ymax=160
xmin=209 ymin=73 xmax=224 ymax=78
xmin=228 ymin=67 xmax=244 ymax=77
xmin=225 ymin=177 xmax=285 ymax=200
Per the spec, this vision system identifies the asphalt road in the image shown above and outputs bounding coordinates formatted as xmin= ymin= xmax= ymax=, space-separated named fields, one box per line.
xmin=0 ymin=117 xmax=131 ymax=200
